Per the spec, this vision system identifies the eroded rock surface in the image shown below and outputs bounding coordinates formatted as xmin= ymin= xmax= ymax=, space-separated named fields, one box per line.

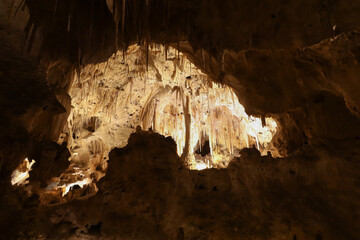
xmin=10 ymin=129 xmax=360 ymax=239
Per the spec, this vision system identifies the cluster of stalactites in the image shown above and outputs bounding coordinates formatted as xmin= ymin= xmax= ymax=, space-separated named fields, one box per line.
xmin=63 ymin=43 xmax=278 ymax=175
xmin=143 ymin=78 xmax=278 ymax=169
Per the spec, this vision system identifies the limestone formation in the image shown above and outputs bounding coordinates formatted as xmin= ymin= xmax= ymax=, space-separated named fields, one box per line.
xmin=0 ymin=0 xmax=360 ymax=239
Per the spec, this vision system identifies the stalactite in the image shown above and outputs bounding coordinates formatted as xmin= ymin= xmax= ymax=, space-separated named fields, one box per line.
xmin=23 ymin=22 xmax=33 ymax=54
xmin=201 ymin=49 xmax=206 ymax=70
xmin=115 ymin=18 xmax=119 ymax=53
xmin=231 ymin=91 xmax=236 ymax=111
xmin=165 ymin=44 xmax=168 ymax=61
xmin=121 ymin=0 xmax=126 ymax=47
xmin=24 ymin=18 xmax=32 ymax=42
xmin=77 ymin=34 xmax=82 ymax=66
xmin=177 ymin=38 xmax=180 ymax=60
xmin=146 ymin=39 xmax=149 ymax=71
xmin=89 ymin=0 xmax=95 ymax=49
xmin=113 ymin=0 xmax=120 ymax=53
xmin=208 ymin=46 xmax=212 ymax=73
xmin=26 ymin=24 xmax=37 ymax=54
xmin=181 ymin=95 xmax=191 ymax=161
xmin=13 ymin=0 xmax=25 ymax=18
xmin=199 ymin=130 xmax=202 ymax=152
xmin=53 ymin=0 xmax=58 ymax=19
xmin=67 ymin=14 xmax=71 ymax=32
xmin=112 ymin=0 xmax=116 ymax=19
xmin=153 ymin=100 xmax=157 ymax=131
xmin=187 ymin=12 xmax=190 ymax=38
xmin=8 ymin=0 xmax=15 ymax=19
xmin=221 ymin=50 xmax=225 ymax=72
xmin=137 ymin=0 xmax=141 ymax=44
xmin=129 ymin=79 xmax=133 ymax=103
xmin=245 ymin=131 xmax=249 ymax=148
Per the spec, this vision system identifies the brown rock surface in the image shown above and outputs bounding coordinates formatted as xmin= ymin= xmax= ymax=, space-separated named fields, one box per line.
xmin=12 ymin=130 xmax=360 ymax=239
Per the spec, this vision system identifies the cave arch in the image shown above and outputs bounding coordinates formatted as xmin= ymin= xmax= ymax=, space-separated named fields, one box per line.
xmin=42 ymin=43 xmax=280 ymax=197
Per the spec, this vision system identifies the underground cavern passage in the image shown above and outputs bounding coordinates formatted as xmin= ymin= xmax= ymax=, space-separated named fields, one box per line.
xmin=1 ymin=0 xmax=360 ymax=239
xmin=11 ymin=44 xmax=279 ymax=198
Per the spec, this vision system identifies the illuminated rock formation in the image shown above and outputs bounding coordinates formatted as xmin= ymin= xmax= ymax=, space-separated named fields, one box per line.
xmin=62 ymin=44 xmax=278 ymax=182
xmin=11 ymin=158 xmax=35 ymax=186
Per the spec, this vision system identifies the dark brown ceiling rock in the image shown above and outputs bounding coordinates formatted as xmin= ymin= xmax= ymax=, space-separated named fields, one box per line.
xmin=12 ymin=0 xmax=360 ymax=64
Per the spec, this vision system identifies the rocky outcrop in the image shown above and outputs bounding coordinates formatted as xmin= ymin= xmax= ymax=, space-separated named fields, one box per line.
xmin=11 ymin=129 xmax=359 ymax=239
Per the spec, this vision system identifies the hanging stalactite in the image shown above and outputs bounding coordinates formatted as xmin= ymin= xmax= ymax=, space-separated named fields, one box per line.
xmin=121 ymin=0 xmax=126 ymax=48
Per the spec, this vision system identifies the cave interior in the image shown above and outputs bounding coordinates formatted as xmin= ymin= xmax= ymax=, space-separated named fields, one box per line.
xmin=1 ymin=0 xmax=360 ymax=239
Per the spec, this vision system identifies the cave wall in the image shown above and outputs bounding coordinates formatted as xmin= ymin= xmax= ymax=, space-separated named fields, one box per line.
xmin=2 ymin=0 xmax=360 ymax=153
xmin=0 ymin=0 xmax=74 ymax=234
xmin=17 ymin=130 xmax=360 ymax=239
xmin=0 ymin=0 xmax=360 ymax=239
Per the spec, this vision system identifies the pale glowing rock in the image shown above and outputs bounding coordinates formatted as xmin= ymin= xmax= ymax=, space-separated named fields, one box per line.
xmin=58 ymin=43 xmax=279 ymax=189
xmin=192 ymin=162 xmax=209 ymax=171
xmin=11 ymin=158 xmax=35 ymax=186
xmin=58 ymin=178 xmax=92 ymax=197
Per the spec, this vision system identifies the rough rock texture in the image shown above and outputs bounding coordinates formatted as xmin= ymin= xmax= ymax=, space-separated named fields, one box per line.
xmin=62 ymin=44 xmax=278 ymax=181
xmin=0 ymin=0 xmax=360 ymax=239
xmin=12 ymin=130 xmax=360 ymax=239
xmin=28 ymin=141 xmax=70 ymax=187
